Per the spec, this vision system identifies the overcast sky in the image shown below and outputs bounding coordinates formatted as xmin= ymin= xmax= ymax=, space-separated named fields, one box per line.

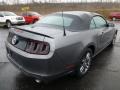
xmin=0 ymin=0 xmax=118 ymax=4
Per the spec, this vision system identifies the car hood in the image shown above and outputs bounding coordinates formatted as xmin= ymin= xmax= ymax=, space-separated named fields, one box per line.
xmin=5 ymin=16 xmax=24 ymax=20
xmin=6 ymin=16 xmax=22 ymax=18
xmin=15 ymin=25 xmax=67 ymax=38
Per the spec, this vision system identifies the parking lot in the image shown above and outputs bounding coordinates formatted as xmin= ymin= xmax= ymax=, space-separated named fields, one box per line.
xmin=1 ymin=22 xmax=120 ymax=90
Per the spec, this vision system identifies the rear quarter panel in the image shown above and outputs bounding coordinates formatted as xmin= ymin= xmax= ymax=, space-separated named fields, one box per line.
xmin=53 ymin=30 xmax=98 ymax=70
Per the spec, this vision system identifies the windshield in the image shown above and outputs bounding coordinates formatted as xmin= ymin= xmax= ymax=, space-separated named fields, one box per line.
xmin=3 ymin=12 xmax=17 ymax=16
xmin=36 ymin=15 xmax=74 ymax=27
xmin=30 ymin=12 xmax=40 ymax=16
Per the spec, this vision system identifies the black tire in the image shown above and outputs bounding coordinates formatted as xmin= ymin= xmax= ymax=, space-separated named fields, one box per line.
xmin=74 ymin=48 xmax=93 ymax=77
xmin=33 ymin=19 xmax=38 ymax=24
xmin=6 ymin=21 xmax=12 ymax=28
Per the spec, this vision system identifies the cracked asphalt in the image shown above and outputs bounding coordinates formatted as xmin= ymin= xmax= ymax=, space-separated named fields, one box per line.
xmin=1 ymin=22 xmax=120 ymax=90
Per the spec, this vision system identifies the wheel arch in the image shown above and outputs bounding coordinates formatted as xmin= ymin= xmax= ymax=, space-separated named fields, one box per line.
xmin=78 ymin=43 xmax=96 ymax=60
xmin=87 ymin=45 xmax=95 ymax=55
xmin=84 ymin=43 xmax=96 ymax=56
xmin=33 ymin=18 xmax=38 ymax=22
xmin=6 ymin=19 xmax=11 ymax=23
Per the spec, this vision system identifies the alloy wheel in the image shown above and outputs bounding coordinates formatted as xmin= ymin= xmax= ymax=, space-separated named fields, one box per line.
xmin=79 ymin=52 xmax=91 ymax=75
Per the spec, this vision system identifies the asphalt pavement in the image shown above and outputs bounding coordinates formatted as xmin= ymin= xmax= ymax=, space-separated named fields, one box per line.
xmin=0 ymin=23 xmax=120 ymax=90
xmin=0 ymin=28 xmax=8 ymax=62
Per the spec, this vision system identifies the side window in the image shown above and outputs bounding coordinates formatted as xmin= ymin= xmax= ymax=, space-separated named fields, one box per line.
xmin=0 ymin=13 xmax=3 ymax=17
xmin=90 ymin=19 xmax=96 ymax=29
xmin=28 ymin=13 xmax=33 ymax=16
xmin=93 ymin=16 xmax=107 ymax=28
xmin=22 ymin=13 xmax=27 ymax=16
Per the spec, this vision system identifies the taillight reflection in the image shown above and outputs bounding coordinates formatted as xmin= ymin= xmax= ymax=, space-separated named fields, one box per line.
xmin=25 ymin=40 xmax=50 ymax=55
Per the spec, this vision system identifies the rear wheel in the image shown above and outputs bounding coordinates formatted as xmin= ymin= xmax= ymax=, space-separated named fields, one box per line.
xmin=6 ymin=21 xmax=12 ymax=28
xmin=74 ymin=49 xmax=92 ymax=77
xmin=33 ymin=19 xmax=38 ymax=24
xmin=112 ymin=17 xmax=116 ymax=21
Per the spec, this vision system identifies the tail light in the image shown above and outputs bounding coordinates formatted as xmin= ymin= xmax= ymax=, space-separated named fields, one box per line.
xmin=25 ymin=40 xmax=50 ymax=55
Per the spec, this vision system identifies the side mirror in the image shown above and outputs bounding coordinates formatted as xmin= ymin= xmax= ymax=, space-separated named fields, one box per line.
xmin=107 ymin=23 xmax=115 ymax=27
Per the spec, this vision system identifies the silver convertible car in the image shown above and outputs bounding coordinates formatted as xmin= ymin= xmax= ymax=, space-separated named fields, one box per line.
xmin=6 ymin=11 xmax=117 ymax=82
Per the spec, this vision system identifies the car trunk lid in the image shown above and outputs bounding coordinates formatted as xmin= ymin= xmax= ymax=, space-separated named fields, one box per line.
xmin=14 ymin=25 xmax=64 ymax=38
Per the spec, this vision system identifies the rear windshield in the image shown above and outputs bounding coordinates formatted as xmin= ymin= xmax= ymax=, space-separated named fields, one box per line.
xmin=29 ymin=12 xmax=40 ymax=16
xmin=34 ymin=14 xmax=84 ymax=31
xmin=37 ymin=15 xmax=73 ymax=27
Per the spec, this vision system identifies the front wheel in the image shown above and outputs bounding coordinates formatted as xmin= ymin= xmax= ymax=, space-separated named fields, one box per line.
xmin=74 ymin=49 xmax=92 ymax=77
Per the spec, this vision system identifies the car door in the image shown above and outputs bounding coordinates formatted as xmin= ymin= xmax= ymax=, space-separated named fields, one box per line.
xmin=27 ymin=13 xmax=34 ymax=23
xmin=92 ymin=16 xmax=110 ymax=50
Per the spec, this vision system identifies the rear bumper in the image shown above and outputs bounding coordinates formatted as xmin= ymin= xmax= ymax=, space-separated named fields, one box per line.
xmin=7 ymin=52 xmax=51 ymax=81
xmin=6 ymin=43 xmax=66 ymax=81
